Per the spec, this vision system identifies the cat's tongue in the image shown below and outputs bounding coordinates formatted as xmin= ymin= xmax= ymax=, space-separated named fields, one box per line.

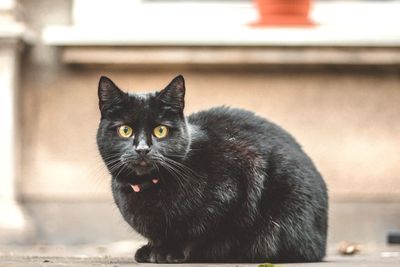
xmin=130 ymin=178 xmax=159 ymax=193
xmin=131 ymin=184 xmax=141 ymax=192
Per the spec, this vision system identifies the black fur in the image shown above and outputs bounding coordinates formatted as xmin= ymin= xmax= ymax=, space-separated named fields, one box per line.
xmin=96 ymin=75 xmax=328 ymax=263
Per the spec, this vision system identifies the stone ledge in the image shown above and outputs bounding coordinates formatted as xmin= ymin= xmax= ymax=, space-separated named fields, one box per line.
xmin=59 ymin=46 xmax=400 ymax=66
xmin=43 ymin=25 xmax=400 ymax=48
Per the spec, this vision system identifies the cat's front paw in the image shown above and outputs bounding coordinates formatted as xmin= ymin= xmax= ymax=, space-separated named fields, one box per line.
xmin=149 ymin=246 xmax=167 ymax=263
xmin=135 ymin=243 xmax=189 ymax=263
xmin=151 ymin=247 xmax=188 ymax=263
xmin=135 ymin=244 xmax=152 ymax=263
xmin=165 ymin=250 xmax=188 ymax=263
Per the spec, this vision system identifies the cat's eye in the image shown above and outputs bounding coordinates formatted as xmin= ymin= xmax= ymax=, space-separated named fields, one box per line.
xmin=118 ymin=125 xmax=133 ymax=138
xmin=153 ymin=125 xmax=169 ymax=139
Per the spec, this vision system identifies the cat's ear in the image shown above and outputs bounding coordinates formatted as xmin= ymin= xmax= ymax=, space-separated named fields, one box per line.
xmin=157 ymin=75 xmax=185 ymax=112
xmin=98 ymin=76 xmax=127 ymax=112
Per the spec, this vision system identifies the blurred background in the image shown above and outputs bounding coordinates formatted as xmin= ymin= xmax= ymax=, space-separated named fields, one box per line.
xmin=0 ymin=0 xmax=399 ymax=261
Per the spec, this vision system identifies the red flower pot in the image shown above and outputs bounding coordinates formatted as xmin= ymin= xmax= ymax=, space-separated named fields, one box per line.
xmin=252 ymin=0 xmax=314 ymax=27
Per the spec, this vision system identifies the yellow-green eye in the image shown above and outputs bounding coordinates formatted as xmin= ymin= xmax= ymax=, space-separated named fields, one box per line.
xmin=118 ymin=125 xmax=133 ymax=138
xmin=153 ymin=125 xmax=169 ymax=139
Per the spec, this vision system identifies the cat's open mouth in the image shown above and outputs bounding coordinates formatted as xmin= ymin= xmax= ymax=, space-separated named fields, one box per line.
xmin=130 ymin=178 xmax=159 ymax=193
xmin=129 ymin=160 xmax=156 ymax=176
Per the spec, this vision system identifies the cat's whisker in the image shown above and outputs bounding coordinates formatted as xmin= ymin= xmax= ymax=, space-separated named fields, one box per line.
xmin=156 ymin=161 xmax=187 ymax=192
xmin=103 ymin=160 xmax=121 ymax=168
xmin=100 ymin=153 xmax=121 ymax=161
xmin=161 ymin=156 xmax=204 ymax=180
xmin=113 ymin=162 xmax=129 ymax=180
xmin=162 ymin=153 xmax=186 ymax=158
xmin=89 ymin=155 xmax=120 ymax=178
xmin=152 ymin=156 xmax=189 ymax=189
xmin=163 ymin=162 xmax=193 ymax=182
xmin=152 ymin=157 xmax=181 ymax=181
xmin=107 ymin=160 xmax=126 ymax=175
xmin=154 ymin=157 xmax=193 ymax=184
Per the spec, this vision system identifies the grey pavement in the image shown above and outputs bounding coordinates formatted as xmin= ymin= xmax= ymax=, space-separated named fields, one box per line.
xmin=1 ymin=201 xmax=400 ymax=266
xmin=1 ymin=254 xmax=400 ymax=267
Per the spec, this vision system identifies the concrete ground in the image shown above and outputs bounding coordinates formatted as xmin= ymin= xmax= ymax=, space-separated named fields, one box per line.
xmin=1 ymin=253 xmax=400 ymax=267
xmin=1 ymin=202 xmax=399 ymax=266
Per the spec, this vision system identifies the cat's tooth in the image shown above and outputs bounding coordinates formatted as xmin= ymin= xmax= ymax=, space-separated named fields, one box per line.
xmin=152 ymin=179 xmax=159 ymax=184
xmin=131 ymin=184 xmax=141 ymax=192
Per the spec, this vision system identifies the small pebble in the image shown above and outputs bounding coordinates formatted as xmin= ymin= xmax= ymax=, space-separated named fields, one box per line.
xmin=339 ymin=241 xmax=361 ymax=255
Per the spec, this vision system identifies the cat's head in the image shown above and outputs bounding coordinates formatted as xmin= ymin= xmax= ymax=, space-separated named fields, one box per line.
xmin=96 ymin=75 xmax=190 ymax=183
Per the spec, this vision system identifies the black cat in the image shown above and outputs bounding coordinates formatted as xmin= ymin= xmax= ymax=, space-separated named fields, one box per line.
xmin=96 ymin=75 xmax=328 ymax=263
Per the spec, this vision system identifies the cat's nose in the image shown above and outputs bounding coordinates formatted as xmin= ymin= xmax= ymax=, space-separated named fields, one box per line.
xmin=135 ymin=140 xmax=151 ymax=155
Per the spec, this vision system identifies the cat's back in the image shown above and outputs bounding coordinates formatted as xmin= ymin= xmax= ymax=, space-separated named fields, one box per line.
xmin=189 ymin=106 xmax=265 ymax=127
xmin=188 ymin=106 xmax=300 ymax=150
